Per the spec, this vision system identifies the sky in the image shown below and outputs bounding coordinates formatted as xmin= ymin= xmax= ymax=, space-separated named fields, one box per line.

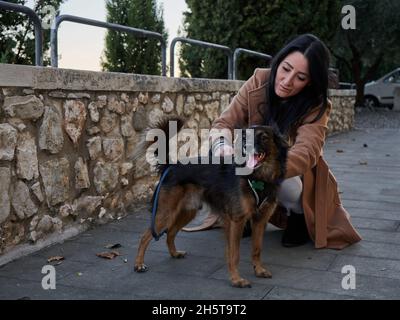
xmin=26 ymin=0 xmax=188 ymax=73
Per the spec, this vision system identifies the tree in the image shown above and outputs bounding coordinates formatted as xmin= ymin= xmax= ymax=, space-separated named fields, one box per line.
xmin=0 ymin=0 xmax=64 ymax=65
xmin=179 ymin=0 xmax=341 ymax=80
xmin=329 ymin=0 xmax=400 ymax=106
xmin=101 ymin=0 xmax=167 ymax=75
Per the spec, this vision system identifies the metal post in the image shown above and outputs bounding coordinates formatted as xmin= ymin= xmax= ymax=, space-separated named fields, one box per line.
xmin=170 ymin=37 xmax=233 ymax=79
xmin=0 ymin=0 xmax=43 ymax=66
xmin=233 ymin=48 xmax=272 ymax=80
xmin=51 ymin=14 xmax=167 ymax=75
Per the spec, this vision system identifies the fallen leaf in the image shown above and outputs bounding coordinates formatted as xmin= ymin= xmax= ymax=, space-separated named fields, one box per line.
xmin=47 ymin=256 xmax=65 ymax=263
xmin=336 ymin=149 xmax=344 ymax=153
xmin=96 ymin=251 xmax=121 ymax=260
xmin=105 ymin=243 xmax=122 ymax=249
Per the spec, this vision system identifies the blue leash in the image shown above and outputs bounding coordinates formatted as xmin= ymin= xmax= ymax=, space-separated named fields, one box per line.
xmin=151 ymin=166 xmax=171 ymax=241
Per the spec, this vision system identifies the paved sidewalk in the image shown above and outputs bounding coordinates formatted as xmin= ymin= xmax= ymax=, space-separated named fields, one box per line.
xmin=0 ymin=126 xmax=400 ymax=300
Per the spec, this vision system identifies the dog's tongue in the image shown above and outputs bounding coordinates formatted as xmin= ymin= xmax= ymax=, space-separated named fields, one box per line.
xmin=246 ymin=154 xmax=258 ymax=169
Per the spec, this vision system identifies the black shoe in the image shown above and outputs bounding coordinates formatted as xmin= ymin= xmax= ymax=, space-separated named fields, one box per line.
xmin=281 ymin=212 xmax=310 ymax=247
xmin=242 ymin=220 xmax=252 ymax=238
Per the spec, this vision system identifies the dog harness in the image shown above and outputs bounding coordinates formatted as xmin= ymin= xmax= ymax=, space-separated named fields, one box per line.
xmin=248 ymin=179 xmax=270 ymax=208
xmin=248 ymin=178 xmax=283 ymax=208
xmin=150 ymin=166 xmax=171 ymax=241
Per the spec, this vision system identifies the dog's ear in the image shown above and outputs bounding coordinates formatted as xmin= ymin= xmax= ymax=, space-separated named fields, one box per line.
xmin=266 ymin=121 xmax=285 ymax=145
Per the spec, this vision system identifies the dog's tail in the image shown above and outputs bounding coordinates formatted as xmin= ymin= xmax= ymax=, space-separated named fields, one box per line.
xmin=130 ymin=115 xmax=186 ymax=173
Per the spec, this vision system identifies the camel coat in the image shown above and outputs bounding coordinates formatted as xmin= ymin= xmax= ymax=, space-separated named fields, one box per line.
xmin=211 ymin=68 xmax=362 ymax=250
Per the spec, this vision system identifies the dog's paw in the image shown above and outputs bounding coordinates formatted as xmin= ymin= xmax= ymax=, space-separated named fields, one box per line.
xmin=231 ymin=278 xmax=252 ymax=288
xmin=171 ymin=250 xmax=186 ymax=259
xmin=134 ymin=263 xmax=148 ymax=273
xmin=254 ymin=266 xmax=272 ymax=278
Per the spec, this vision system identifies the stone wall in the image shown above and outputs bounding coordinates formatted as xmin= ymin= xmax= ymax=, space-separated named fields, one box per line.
xmin=0 ymin=63 xmax=355 ymax=261
xmin=328 ymin=90 xmax=356 ymax=133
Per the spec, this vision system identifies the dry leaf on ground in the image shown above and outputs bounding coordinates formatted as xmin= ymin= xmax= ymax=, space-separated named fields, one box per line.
xmin=96 ymin=251 xmax=121 ymax=260
xmin=47 ymin=256 xmax=65 ymax=263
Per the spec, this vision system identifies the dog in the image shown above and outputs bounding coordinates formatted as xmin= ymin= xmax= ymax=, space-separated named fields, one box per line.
xmin=133 ymin=116 xmax=288 ymax=288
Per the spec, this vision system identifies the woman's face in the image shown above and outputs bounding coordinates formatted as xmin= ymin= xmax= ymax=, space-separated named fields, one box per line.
xmin=274 ymin=51 xmax=310 ymax=98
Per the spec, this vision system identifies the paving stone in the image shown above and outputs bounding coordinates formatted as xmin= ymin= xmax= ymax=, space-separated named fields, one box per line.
xmin=0 ymin=277 xmax=137 ymax=300
xmin=0 ymin=255 xmax=92 ymax=282
xmin=350 ymin=217 xmax=400 ymax=232
xmin=355 ymin=229 xmax=400 ymax=245
xmin=320 ymin=240 xmax=400 ymax=261
xmin=148 ymin=255 xmax=225 ymax=278
xmin=328 ymin=254 xmax=400 ymax=280
xmin=58 ymin=262 xmax=273 ymax=300
xmin=342 ymin=199 xmax=400 ymax=211
xmin=345 ymin=207 xmax=400 ymax=222
xmin=264 ymin=286 xmax=359 ymax=300
xmin=210 ymin=262 xmax=400 ymax=299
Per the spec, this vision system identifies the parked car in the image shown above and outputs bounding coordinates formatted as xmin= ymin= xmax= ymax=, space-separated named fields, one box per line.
xmin=364 ymin=68 xmax=400 ymax=109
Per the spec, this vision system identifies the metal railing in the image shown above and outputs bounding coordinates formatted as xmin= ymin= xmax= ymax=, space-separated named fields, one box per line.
xmin=170 ymin=37 xmax=233 ymax=79
xmin=50 ymin=14 xmax=167 ymax=76
xmin=0 ymin=0 xmax=43 ymax=66
xmin=233 ymin=48 xmax=272 ymax=80
xmin=0 ymin=2 xmax=274 ymax=80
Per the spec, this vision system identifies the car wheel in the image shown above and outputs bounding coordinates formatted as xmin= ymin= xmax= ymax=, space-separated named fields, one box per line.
xmin=364 ymin=96 xmax=380 ymax=109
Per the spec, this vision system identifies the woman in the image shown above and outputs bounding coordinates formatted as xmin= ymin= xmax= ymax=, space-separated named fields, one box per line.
xmin=184 ymin=34 xmax=362 ymax=249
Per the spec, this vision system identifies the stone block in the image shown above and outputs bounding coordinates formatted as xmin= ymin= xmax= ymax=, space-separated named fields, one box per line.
xmin=0 ymin=123 xmax=18 ymax=160
xmin=39 ymin=105 xmax=64 ymax=154
xmin=16 ymin=132 xmax=39 ymax=180
xmin=64 ymin=100 xmax=87 ymax=144
xmin=3 ymin=95 xmax=44 ymax=120
xmin=0 ymin=167 xmax=11 ymax=224
xmin=39 ymin=158 xmax=70 ymax=206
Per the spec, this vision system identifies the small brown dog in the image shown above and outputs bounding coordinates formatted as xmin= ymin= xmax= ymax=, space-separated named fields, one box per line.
xmin=133 ymin=116 xmax=288 ymax=287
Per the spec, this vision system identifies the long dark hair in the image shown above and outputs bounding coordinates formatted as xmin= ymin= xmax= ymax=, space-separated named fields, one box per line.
xmin=265 ymin=34 xmax=330 ymax=135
